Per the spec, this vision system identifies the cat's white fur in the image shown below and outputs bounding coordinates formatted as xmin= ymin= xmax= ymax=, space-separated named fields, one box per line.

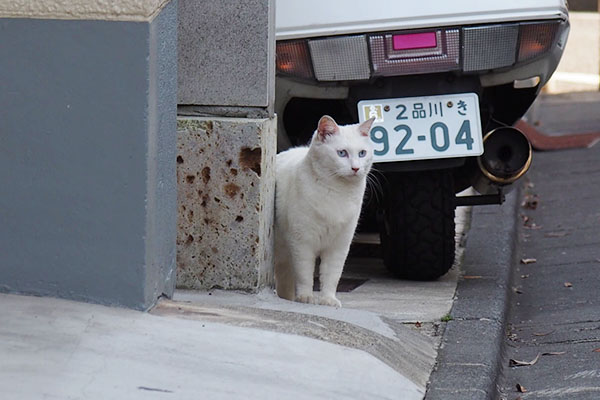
xmin=274 ymin=115 xmax=375 ymax=307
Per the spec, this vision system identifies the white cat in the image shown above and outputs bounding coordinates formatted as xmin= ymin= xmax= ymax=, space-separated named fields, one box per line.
xmin=274 ymin=115 xmax=375 ymax=307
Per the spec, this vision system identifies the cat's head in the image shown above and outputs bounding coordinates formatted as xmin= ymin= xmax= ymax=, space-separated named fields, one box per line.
xmin=309 ymin=115 xmax=375 ymax=180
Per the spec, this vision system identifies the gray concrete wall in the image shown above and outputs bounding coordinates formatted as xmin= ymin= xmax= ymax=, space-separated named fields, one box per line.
xmin=144 ymin=0 xmax=179 ymax=307
xmin=176 ymin=0 xmax=276 ymax=291
xmin=177 ymin=0 xmax=275 ymax=114
xmin=0 ymin=0 xmax=178 ymax=310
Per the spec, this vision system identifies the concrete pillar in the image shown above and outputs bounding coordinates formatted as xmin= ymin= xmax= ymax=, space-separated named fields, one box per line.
xmin=177 ymin=0 xmax=276 ymax=291
xmin=0 ymin=0 xmax=178 ymax=310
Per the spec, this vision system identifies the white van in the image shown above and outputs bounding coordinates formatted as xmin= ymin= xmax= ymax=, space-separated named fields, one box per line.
xmin=275 ymin=0 xmax=570 ymax=279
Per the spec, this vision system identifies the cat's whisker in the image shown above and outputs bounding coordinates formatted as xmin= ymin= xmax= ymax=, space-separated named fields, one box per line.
xmin=365 ymin=171 xmax=384 ymax=205
xmin=369 ymin=166 xmax=388 ymax=185
xmin=325 ymin=170 xmax=344 ymax=180
xmin=366 ymin=180 xmax=380 ymax=204
xmin=373 ymin=168 xmax=389 ymax=195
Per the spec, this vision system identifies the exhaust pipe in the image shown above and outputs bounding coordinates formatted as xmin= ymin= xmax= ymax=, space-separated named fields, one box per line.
xmin=473 ymin=126 xmax=532 ymax=195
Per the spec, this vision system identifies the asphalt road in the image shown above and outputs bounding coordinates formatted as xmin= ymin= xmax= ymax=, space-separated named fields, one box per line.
xmin=497 ymin=100 xmax=600 ymax=399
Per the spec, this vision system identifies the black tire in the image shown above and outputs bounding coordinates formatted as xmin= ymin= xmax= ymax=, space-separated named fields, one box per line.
xmin=379 ymin=169 xmax=456 ymax=280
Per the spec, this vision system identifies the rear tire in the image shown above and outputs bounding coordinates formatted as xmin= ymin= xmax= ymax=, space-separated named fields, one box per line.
xmin=379 ymin=169 xmax=456 ymax=280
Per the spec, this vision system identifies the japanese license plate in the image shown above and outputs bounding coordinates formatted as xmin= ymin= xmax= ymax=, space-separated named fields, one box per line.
xmin=358 ymin=93 xmax=483 ymax=163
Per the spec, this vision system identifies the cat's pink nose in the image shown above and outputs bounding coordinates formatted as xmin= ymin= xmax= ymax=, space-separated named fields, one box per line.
xmin=352 ymin=167 xmax=360 ymax=173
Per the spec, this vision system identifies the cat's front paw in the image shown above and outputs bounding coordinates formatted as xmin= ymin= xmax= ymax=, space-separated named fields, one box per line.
xmin=317 ymin=295 xmax=342 ymax=308
xmin=295 ymin=294 xmax=315 ymax=304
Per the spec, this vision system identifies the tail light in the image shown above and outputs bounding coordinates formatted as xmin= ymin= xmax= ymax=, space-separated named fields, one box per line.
xmin=275 ymin=40 xmax=313 ymax=79
xmin=518 ymin=21 xmax=561 ymax=62
xmin=393 ymin=32 xmax=437 ymax=50
xmin=276 ymin=20 xmax=563 ymax=82
xmin=370 ymin=29 xmax=460 ymax=76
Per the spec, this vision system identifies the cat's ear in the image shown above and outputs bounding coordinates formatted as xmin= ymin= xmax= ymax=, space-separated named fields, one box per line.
xmin=317 ymin=115 xmax=339 ymax=142
xmin=358 ymin=117 xmax=376 ymax=137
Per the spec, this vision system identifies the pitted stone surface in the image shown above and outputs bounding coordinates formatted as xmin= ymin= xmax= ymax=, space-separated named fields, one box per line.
xmin=176 ymin=117 xmax=276 ymax=291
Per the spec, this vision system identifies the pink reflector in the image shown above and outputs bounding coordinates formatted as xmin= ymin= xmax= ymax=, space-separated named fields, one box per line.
xmin=393 ymin=32 xmax=437 ymax=50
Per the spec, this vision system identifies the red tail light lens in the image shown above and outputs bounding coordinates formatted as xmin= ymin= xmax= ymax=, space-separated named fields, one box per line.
xmin=392 ymin=32 xmax=437 ymax=50
xmin=370 ymin=29 xmax=460 ymax=77
xmin=276 ymin=41 xmax=313 ymax=79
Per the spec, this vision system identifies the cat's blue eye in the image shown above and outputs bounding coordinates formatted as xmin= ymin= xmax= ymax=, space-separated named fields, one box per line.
xmin=358 ymin=150 xmax=367 ymax=158
xmin=337 ymin=150 xmax=348 ymax=158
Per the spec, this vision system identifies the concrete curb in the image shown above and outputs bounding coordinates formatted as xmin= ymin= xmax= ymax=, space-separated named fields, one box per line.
xmin=425 ymin=187 xmax=522 ymax=399
xmin=152 ymin=298 xmax=435 ymax=393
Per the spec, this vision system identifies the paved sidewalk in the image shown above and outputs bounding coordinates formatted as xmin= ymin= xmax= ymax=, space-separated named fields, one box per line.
xmin=0 ymin=292 xmax=421 ymax=400
xmin=545 ymin=12 xmax=599 ymax=93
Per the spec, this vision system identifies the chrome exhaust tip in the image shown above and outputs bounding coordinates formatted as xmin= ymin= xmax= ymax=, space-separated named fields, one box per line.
xmin=473 ymin=126 xmax=532 ymax=194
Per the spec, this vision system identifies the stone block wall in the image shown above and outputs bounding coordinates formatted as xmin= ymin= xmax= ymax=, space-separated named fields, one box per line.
xmin=176 ymin=118 xmax=275 ymax=290
xmin=177 ymin=0 xmax=275 ymax=110
xmin=176 ymin=0 xmax=276 ymax=292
